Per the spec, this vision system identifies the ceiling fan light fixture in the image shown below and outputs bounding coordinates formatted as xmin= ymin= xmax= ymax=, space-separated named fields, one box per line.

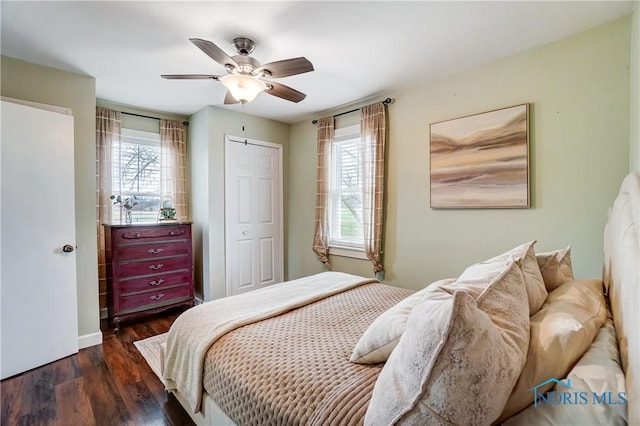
xmin=220 ymin=74 xmax=267 ymax=103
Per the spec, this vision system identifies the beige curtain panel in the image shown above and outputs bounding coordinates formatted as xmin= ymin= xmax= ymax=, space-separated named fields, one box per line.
xmin=360 ymin=102 xmax=387 ymax=274
xmin=95 ymin=107 xmax=122 ymax=310
xmin=312 ymin=116 xmax=334 ymax=267
xmin=160 ymin=119 xmax=189 ymax=221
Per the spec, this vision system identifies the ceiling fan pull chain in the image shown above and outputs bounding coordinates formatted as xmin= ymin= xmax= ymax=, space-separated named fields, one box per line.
xmin=242 ymin=104 xmax=248 ymax=145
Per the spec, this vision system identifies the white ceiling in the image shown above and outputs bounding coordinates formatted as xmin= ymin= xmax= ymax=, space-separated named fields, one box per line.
xmin=1 ymin=1 xmax=634 ymax=124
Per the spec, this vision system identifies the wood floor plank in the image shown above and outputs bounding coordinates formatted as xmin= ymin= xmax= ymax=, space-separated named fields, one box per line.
xmin=161 ymin=393 xmax=196 ymax=426
xmin=77 ymin=346 xmax=135 ymax=426
xmin=53 ymin=377 xmax=95 ymax=426
xmin=0 ymin=374 xmax=24 ymax=425
xmin=102 ymin=334 xmax=141 ymax=385
xmin=116 ymin=379 xmax=169 ymax=426
xmin=25 ymin=364 xmax=57 ymax=424
xmin=50 ymin=355 xmax=82 ymax=386
xmin=137 ymin=354 xmax=194 ymax=426
xmin=147 ymin=312 xmax=180 ymax=335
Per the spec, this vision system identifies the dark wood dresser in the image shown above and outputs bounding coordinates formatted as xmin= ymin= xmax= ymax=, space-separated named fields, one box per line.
xmin=103 ymin=222 xmax=194 ymax=331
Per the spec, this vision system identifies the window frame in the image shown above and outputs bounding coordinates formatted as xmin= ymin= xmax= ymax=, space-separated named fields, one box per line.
xmin=327 ymin=124 xmax=368 ymax=260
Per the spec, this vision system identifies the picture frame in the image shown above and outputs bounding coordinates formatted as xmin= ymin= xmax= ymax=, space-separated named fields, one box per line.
xmin=430 ymin=103 xmax=530 ymax=209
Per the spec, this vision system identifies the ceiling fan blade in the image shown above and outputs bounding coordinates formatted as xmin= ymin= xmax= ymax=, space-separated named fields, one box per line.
xmin=161 ymin=74 xmax=219 ymax=80
xmin=224 ymin=91 xmax=239 ymax=105
xmin=254 ymin=57 xmax=314 ymax=78
xmin=265 ymin=81 xmax=307 ymax=103
xmin=189 ymin=38 xmax=239 ymax=69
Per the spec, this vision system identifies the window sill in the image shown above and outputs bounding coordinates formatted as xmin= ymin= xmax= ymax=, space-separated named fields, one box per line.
xmin=329 ymin=245 xmax=368 ymax=260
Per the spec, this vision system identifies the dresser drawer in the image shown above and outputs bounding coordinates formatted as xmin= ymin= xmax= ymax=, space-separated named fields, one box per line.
xmin=118 ymin=255 xmax=189 ymax=278
xmin=119 ymin=270 xmax=192 ymax=295
xmin=117 ymin=240 xmax=190 ymax=260
xmin=119 ymin=285 xmax=191 ymax=312
xmin=117 ymin=225 xmax=188 ymax=242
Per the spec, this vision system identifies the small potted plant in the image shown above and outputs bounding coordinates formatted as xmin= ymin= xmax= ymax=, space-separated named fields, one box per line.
xmin=110 ymin=195 xmax=138 ymax=224
xmin=159 ymin=196 xmax=177 ymax=221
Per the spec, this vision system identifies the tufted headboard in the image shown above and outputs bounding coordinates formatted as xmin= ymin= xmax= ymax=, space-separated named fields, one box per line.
xmin=603 ymin=171 xmax=639 ymax=423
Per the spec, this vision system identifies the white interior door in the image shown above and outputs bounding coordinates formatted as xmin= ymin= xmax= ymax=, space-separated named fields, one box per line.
xmin=1 ymin=99 xmax=78 ymax=380
xmin=225 ymin=136 xmax=283 ymax=295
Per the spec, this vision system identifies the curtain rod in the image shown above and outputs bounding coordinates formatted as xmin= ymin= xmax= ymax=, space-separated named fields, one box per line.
xmin=121 ymin=111 xmax=189 ymax=126
xmin=311 ymin=97 xmax=393 ymax=125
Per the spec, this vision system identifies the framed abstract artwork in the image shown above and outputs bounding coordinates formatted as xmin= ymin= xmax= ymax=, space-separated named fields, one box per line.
xmin=430 ymin=103 xmax=530 ymax=208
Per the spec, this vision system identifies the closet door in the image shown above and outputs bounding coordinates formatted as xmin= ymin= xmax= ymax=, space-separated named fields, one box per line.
xmin=1 ymin=99 xmax=78 ymax=379
xmin=225 ymin=136 xmax=283 ymax=295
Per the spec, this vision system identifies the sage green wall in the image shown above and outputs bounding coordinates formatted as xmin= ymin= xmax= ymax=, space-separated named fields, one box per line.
xmin=187 ymin=107 xmax=210 ymax=299
xmin=631 ymin=1 xmax=640 ymax=172
xmin=288 ymin=17 xmax=631 ymax=290
xmin=188 ymin=106 xmax=289 ymax=300
xmin=1 ymin=56 xmax=100 ymax=342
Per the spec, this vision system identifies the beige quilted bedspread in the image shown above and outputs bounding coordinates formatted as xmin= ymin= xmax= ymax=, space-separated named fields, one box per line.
xmin=203 ymin=282 xmax=413 ymax=425
xmin=164 ymin=272 xmax=380 ymax=413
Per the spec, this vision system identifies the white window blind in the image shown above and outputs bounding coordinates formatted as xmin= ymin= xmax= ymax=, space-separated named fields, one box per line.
xmin=111 ymin=128 xmax=161 ymax=222
xmin=329 ymin=125 xmax=364 ymax=249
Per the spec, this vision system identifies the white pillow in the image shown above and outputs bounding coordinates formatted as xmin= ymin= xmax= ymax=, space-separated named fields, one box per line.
xmin=498 ymin=278 xmax=607 ymax=421
xmin=365 ymin=260 xmax=530 ymax=426
xmin=455 ymin=240 xmax=547 ymax=315
xmin=536 ymin=245 xmax=574 ymax=291
xmin=350 ymin=278 xmax=456 ymax=364
xmin=504 ymin=316 xmax=626 ymax=426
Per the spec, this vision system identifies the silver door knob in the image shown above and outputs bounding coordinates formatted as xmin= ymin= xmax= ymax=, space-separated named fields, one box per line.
xmin=62 ymin=244 xmax=75 ymax=253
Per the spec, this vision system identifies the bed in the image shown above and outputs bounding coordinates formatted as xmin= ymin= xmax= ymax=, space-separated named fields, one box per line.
xmin=162 ymin=171 xmax=638 ymax=426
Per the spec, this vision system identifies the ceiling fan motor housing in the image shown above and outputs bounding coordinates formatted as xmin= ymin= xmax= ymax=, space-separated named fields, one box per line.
xmin=232 ymin=54 xmax=260 ymax=74
xmin=232 ymin=37 xmax=256 ymax=55
xmin=229 ymin=38 xmax=259 ymax=73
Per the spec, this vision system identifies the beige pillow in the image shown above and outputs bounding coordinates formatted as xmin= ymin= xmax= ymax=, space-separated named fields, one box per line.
xmin=365 ymin=260 xmax=530 ymax=426
xmin=504 ymin=316 xmax=627 ymax=426
xmin=455 ymin=240 xmax=548 ymax=315
xmin=350 ymin=278 xmax=456 ymax=364
xmin=536 ymin=245 xmax=574 ymax=291
xmin=497 ymin=278 xmax=607 ymax=422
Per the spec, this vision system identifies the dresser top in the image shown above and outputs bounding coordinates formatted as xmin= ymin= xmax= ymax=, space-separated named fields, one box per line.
xmin=103 ymin=221 xmax=192 ymax=228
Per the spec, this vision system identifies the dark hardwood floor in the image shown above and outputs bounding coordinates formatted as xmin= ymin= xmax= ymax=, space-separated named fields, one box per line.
xmin=1 ymin=309 xmax=195 ymax=426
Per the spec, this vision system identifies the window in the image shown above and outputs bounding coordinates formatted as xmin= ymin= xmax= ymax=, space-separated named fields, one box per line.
xmin=328 ymin=125 xmax=366 ymax=258
xmin=313 ymin=103 xmax=386 ymax=270
xmin=112 ymin=128 xmax=161 ymax=222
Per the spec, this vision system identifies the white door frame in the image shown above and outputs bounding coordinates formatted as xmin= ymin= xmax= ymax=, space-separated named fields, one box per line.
xmin=224 ymin=135 xmax=284 ymax=296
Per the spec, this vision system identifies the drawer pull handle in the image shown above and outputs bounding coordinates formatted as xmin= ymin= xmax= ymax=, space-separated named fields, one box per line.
xmin=149 ymin=279 xmax=164 ymax=286
xmin=150 ymin=293 xmax=165 ymax=301
xmin=169 ymin=231 xmax=176 ymax=236
xmin=148 ymin=264 xmax=164 ymax=270
xmin=135 ymin=233 xmax=141 ymax=238
xmin=148 ymin=248 xmax=164 ymax=254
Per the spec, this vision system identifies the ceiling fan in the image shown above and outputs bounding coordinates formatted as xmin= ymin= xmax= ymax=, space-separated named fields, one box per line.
xmin=162 ymin=37 xmax=314 ymax=104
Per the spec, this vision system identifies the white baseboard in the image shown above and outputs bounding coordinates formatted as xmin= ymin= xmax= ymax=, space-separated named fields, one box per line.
xmin=78 ymin=331 xmax=103 ymax=349
xmin=194 ymin=296 xmax=204 ymax=306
